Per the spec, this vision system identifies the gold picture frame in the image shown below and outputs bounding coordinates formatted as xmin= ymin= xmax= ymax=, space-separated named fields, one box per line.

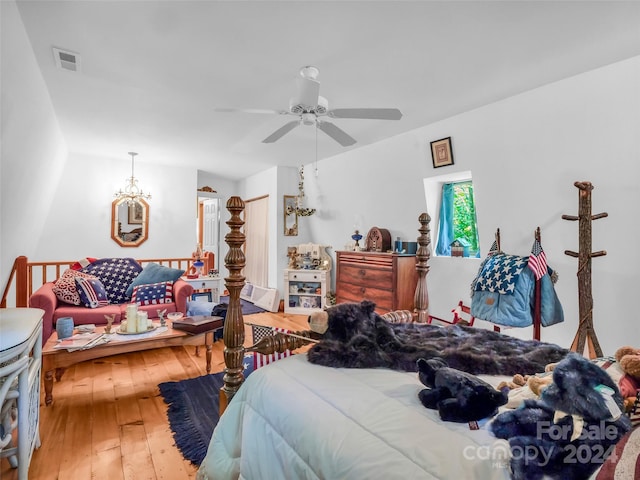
xmin=430 ymin=137 xmax=454 ymax=168
xmin=283 ymin=195 xmax=298 ymax=236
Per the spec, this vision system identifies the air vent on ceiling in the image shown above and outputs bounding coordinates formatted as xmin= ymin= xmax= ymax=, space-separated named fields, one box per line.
xmin=52 ymin=47 xmax=81 ymax=72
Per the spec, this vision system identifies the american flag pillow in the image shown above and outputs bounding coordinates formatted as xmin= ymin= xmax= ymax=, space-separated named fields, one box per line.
xmin=132 ymin=281 xmax=174 ymax=306
xmin=251 ymin=324 xmax=293 ymax=369
xmin=75 ymin=277 xmax=110 ymax=309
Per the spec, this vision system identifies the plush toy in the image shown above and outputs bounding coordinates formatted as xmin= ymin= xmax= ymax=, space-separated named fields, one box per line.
xmin=306 ymin=301 xmax=569 ymax=376
xmin=615 ymin=346 xmax=640 ymax=412
xmin=490 ymin=353 xmax=632 ymax=480
xmin=416 ymin=357 xmax=508 ymax=422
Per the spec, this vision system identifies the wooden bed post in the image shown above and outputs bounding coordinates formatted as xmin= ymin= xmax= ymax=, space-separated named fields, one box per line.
xmin=413 ymin=213 xmax=431 ymax=323
xmin=219 ymin=196 xmax=247 ymax=415
xmin=562 ymin=181 xmax=607 ymax=359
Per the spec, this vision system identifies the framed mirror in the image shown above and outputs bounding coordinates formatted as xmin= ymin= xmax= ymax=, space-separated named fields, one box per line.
xmin=111 ymin=198 xmax=149 ymax=247
xmin=284 ymin=195 xmax=298 ymax=236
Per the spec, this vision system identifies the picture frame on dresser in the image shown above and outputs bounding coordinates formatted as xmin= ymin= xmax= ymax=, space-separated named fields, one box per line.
xmin=191 ymin=291 xmax=213 ymax=302
xmin=430 ymin=136 xmax=454 ymax=168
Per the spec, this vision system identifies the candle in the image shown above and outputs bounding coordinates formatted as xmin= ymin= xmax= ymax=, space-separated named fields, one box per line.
xmin=126 ymin=304 xmax=138 ymax=333
xmin=137 ymin=311 xmax=148 ymax=333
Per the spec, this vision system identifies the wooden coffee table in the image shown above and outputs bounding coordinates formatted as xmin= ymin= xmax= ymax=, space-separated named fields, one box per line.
xmin=42 ymin=322 xmax=219 ymax=406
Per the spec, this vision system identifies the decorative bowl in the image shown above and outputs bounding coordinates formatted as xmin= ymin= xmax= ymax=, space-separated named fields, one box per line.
xmin=167 ymin=312 xmax=184 ymax=322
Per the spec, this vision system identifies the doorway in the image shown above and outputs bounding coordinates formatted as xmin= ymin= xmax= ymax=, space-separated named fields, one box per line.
xmin=197 ymin=193 xmax=221 ymax=271
xmin=243 ymin=195 xmax=269 ymax=287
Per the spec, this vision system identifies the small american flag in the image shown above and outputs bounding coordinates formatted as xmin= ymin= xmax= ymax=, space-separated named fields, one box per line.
xmin=251 ymin=324 xmax=293 ymax=369
xmin=528 ymin=238 xmax=547 ymax=281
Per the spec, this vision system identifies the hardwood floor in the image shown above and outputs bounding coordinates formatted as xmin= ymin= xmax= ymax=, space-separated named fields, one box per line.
xmin=1 ymin=312 xmax=310 ymax=480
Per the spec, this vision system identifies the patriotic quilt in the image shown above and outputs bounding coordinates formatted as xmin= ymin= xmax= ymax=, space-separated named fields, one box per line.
xmin=471 ymin=252 xmax=563 ymax=328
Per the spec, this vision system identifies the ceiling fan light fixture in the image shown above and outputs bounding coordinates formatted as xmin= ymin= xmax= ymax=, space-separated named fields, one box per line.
xmin=299 ymin=65 xmax=319 ymax=80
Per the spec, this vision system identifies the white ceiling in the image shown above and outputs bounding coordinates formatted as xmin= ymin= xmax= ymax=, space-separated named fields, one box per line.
xmin=14 ymin=1 xmax=640 ymax=180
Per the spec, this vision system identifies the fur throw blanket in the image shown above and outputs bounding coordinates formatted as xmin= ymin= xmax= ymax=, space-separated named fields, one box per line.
xmin=307 ymin=301 xmax=569 ymax=376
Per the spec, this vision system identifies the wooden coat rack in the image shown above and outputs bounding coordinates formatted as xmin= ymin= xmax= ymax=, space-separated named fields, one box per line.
xmin=562 ymin=181 xmax=608 ymax=359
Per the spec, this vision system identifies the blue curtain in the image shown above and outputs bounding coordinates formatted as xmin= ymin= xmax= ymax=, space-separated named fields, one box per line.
xmin=436 ymin=183 xmax=454 ymax=256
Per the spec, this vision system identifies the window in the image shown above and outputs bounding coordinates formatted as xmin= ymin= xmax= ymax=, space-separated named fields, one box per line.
xmin=435 ymin=181 xmax=480 ymax=257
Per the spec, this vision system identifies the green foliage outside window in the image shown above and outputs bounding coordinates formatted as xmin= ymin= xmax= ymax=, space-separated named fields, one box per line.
xmin=452 ymin=182 xmax=479 ymax=255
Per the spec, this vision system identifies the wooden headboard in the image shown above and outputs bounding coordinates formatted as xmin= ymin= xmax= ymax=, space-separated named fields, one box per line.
xmin=218 ymin=195 xmax=432 ymax=414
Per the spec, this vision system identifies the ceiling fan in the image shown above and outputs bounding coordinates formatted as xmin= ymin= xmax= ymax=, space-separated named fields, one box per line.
xmin=215 ymin=66 xmax=402 ymax=147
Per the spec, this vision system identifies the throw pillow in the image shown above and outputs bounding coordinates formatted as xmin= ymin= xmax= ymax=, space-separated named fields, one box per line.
xmin=132 ymin=281 xmax=174 ymax=306
xmin=81 ymin=257 xmax=143 ymax=303
xmin=75 ymin=277 xmax=110 ymax=309
xmin=187 ymin=301 xmax=216 ymax=316
xmin=53 ymin=269 xmax=99 ymax=305
xmin=70 ymin=257 xmax=97 ymax=271
xmin=125 ymin=262 xmax=185 ymax=298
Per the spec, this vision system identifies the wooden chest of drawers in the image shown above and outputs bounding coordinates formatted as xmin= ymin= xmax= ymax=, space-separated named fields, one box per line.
xmin=335 ymin=251 xmax=418 ymax=313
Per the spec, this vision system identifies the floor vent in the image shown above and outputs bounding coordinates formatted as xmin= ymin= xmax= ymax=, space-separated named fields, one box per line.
xmin=53 ymin=47 xmax=81 ymax=72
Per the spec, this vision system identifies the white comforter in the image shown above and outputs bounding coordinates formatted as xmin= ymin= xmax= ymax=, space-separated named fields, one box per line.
xmin=197 ymin=354 xmax=512 ymax=480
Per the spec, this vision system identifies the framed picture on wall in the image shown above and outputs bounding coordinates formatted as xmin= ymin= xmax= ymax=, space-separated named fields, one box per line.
xmin=430 ymin=137 xmax=454 ymax=168
xmin=128 ymin=201 xmax=144 ymax=224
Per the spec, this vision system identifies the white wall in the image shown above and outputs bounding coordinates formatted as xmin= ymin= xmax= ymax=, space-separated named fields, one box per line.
xmin=304 ymin=55 xmax=640 ymax=355
xmin=1 ymin=0 xmax=210 ymax=298
xmin=1 ymin=0 xmax=67 ymax=288
xmin=32 ymin=152 xmax=198 ymax=260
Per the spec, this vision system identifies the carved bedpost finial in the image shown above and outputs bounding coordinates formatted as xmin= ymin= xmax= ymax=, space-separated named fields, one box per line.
xmin=220 ymin=196 xmax=246 ymax=414
xmin=414 ymin=213 xmax=431 ymax=323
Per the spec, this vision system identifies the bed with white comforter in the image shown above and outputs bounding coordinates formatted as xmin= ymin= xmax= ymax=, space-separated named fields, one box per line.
xmin=197 ymin=354 xmax=512 ymax=480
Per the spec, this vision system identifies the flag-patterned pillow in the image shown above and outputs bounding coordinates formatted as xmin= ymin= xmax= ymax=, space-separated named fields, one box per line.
xmin=53 ymin=269 xmax=99 ymax=305
xmin=75 ymin=277 xmax=110 ymax=309
xmin=132 ymin=281 xmax=174 ymax=306
xmin=81 ymin=257 xmax=143 ymax=303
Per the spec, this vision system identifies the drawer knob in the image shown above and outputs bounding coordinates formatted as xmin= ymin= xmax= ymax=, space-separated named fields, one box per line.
xmin=359 ymin=269 xmax=366 ymax=277
xmin=360 ymin=287 xmax=366 ymax=294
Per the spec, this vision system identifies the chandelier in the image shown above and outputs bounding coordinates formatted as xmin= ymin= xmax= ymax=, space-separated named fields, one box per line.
xmin=287 ymin=165 xmax=316 ymax=217
xmin=114 ymin=152 xmax=151 ymax=205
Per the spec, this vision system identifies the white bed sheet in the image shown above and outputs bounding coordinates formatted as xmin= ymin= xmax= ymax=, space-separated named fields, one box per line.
xmin=197 ymin=354 xmax=512 ymax=480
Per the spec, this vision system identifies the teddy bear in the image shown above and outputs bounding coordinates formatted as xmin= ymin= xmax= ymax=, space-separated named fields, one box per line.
xmin=489 ymin=352 xmax=632 ymax=480
xmin=416 ymin=357 xmax=508 ymax=422
xmin=615 ymin=346 xmax=640 ymax=412
xmin=496 ymin=362 xmax=558 ymax=408
xmin=306 ymin=300 xmax=569 ymax=376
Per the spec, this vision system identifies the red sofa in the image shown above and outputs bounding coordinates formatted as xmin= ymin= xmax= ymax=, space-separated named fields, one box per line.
xmin=29 ymin=279 xmax=193 ymax=344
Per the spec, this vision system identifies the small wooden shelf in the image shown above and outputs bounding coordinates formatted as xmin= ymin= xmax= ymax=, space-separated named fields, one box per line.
xmin=284 ymin=269 xmax=328 ymax=314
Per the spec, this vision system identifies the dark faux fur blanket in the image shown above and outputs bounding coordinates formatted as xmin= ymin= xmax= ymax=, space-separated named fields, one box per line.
xmin=307 ymin=315 xmax=569 ymax=376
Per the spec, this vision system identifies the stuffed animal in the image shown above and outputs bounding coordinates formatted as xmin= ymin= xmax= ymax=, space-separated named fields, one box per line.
xmin=496 ymin=362 xmax=558 ymax=409
xmin=306 ymin=300 xmax=569 ymax=376
xmin=416 ymin=357 xmax=508 ymax=422
xmin=615 ymin=346 xmax=640 ymax=412
xmin=490 ymin=353 xmax=632 ymax=480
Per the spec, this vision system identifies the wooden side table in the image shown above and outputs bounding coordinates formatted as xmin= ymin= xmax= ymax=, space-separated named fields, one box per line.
xmin=181 ymin=276 xmax=222 ymax=302
xmin=0 ymin=307 xmax=44 ymax=480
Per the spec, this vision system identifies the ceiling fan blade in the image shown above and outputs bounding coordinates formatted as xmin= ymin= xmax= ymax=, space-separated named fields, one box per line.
xmin=317 ymin=121 xmax=357 ymax=147
xmin=215 ymin=107 xmax=289 ymax=115
xmin=295 ymin=76 xmax=320 ymax=108
xmin=262 ymin=120 xmax=301 ymax=143
xmin=328 ymin=108 xmax=403 ymax=120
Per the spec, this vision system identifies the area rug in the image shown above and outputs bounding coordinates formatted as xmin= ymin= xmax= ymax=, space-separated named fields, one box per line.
xmin=159 ymin=372 xmax=223 ymax=466
xmin=159 ymin=362 xmax=256 ymax=466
